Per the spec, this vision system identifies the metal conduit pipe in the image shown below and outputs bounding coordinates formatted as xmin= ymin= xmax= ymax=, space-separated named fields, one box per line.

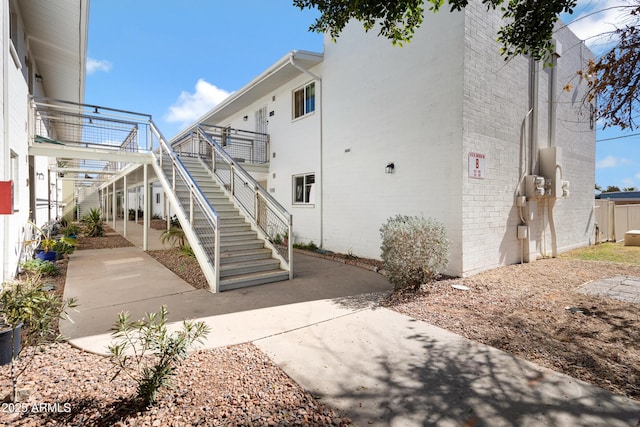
xmin=548 ymin=48 xmax=560 ymax=258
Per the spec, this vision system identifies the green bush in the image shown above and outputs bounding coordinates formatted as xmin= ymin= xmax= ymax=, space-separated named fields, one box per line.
xmin=83 ymin=208 xmax=105 ymax=237
xmin=380 ymin=215 xmax=449 ymax=291
xmin=20 ymin=259 xmax=59 ymax=277
xmin=0 ymin=278 xmax=78 ymax=401
xmin=108 ymin=306 xmax=210 ymax=407
xmin=61 ymin=223 xmax=81 ymax=237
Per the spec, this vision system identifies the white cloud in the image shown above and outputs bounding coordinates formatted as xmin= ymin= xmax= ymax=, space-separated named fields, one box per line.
xmin=165 ymin=79 xmax=231 ymax=127
xmin=622 ymin=177 xmax=634 ymax=186
xmin=86 ymin=57 xmax=112 ymax=74
xmin=596 ymin=155 xmax=630 ymax=168
xmin=635 ymin=172 xmax=640 ymax=180
xmin=565 ymin=0 xmax=634 ymax=52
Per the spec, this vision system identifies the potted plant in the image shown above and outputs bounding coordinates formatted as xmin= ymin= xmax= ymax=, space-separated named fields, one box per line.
xmin=0 ymin=278 xmax=78 ymax=402
xmin=26 ymin=222 xmax=76 ymax=263
xmin=61 ymin=223 xmax=81 ymax=239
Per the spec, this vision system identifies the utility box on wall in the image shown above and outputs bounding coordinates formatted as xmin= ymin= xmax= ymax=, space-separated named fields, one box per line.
xmin=0 ymin=181 xmax=14 ymax=214
xmin=539 ymin=147 xmax=564 ymax=199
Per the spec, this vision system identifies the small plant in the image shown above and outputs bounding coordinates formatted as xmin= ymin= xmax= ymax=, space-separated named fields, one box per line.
xmin=83 ymin=208 xmax=105 ymax=237
xmin=160 ymin=226 xmax=186 ymax=249
xmin=380 ymin=215 xmax=450 ymax=291
xmin=108 ymin=306 xmax=210 ymax=407
xmin=19 ymin=259 xmax=59 ymax=277
xmin=293 ymin=241 xmax=318 ymax=251
xmin=61 ymin=223 xmax=81 ymax=237
xmin=24 ymin=221 xmax=75 ymax=253
xmin=180 ymin=244 xmax=195 ymax=258
xmin=0 ymin=278 xmax=78 ymax=402
xmin=271 ymin=231 xmax=289 ymax=246
xmin=52 ymin=238 xmax=77 ymax=258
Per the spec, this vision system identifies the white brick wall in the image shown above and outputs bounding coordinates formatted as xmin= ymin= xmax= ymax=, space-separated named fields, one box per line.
xmin=460 ymin=3 xmax=595 ymax=274
xmin=197 ymin=5 xmax=595 ymax=278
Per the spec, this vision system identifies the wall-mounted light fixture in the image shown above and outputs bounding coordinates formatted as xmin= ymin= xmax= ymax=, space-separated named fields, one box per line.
xmin=36 ymin=172 xmax=44 ymax=180
xmin=385 ymin=162 xmax=395 ymax=174
xmin=243 ymin=115 xmax=248 ymax=121
xmin=35 ymin=73 xmax=43 ymax=83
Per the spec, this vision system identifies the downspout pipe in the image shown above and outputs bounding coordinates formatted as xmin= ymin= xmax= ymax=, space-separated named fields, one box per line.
xmin=529 ymin=58 xmax=539 ymax=176
xmin=289 ymin=51 xmax=324 ymax=248
xmin=548 ymin=45 xmax=561 ymax=257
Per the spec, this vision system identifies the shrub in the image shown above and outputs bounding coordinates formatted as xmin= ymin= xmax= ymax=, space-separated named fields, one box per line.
xmin=0 ymin=278 xmax=78 ymax=401
xmin=83 ymin=208 xmax=105 ymax=237
xmin=20 ymin=259 xmax=59 ymax=277
xmin=61 ymin=223 xmax=81 ymax=237
xmin=108 ymin=306 xmax=210 ymax=407
xmin=160 ymin=226 xmax=186 ymax=249
xmin=380 ymin=215 xmax=450 ymax=291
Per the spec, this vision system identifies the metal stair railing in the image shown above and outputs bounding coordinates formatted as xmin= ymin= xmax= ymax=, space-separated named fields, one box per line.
xmin=176 ymin=126 xmax=292 ymax=278
xmin=149 ymin=122 xmax=222 ymax=292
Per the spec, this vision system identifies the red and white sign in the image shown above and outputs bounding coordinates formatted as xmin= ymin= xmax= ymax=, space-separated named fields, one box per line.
xmin=468 ymin=152 xmax=486 ymax=179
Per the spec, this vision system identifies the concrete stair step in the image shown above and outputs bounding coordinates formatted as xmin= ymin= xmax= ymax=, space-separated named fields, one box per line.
xmin=219 ymin=248 xmax=273 ymax=264
xmin=220 ymin=258 xmax=281 ymax=278
xmin=220 ymin=269 xmax=290 ymax=291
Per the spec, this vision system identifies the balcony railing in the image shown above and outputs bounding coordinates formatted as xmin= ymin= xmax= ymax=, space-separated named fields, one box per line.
xmin=173 ymin=124 xmax=269 ymax=165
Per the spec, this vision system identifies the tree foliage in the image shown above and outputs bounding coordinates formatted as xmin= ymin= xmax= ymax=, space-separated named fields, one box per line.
xmin=584 ymin=3 xmax=640 ymax=130
xmin=293 ymin=0 xmax=577 ymax=60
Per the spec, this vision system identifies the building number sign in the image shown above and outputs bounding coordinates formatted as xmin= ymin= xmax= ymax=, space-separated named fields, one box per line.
xmin=468 ymin=152 xmax=486 ymax=179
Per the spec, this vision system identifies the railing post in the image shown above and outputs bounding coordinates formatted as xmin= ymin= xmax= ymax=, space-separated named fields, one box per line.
xmin=254 ymin=188 xmax=259 ymax=228
xmin=172 ymin=164 xmax=176 ymax=193
xmin=230 ymin=165 xmax=235 ymax=196
xmin=213 ymin=217 xmax=220 ymax=293
xmin=189 ymin=189 xmax=194 ymax=226
xmin=288 ymin=215 xmax=293 ymax=279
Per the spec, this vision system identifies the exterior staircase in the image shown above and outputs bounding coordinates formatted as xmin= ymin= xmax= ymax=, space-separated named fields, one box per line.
xmin=161 ymin=155 xmax=289 ymax=291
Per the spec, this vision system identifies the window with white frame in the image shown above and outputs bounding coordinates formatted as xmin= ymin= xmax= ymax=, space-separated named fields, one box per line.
xmin=293 ymin=173 xmax=315 ymax=204
xmin=293 ymin=82 xmax=315 ymax=119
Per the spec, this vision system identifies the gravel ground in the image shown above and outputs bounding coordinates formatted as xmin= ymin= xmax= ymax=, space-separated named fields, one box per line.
xmin=6 ymin=229 xmax=639 ymax=425
xmin=383 ymin=257 xmax=640 ymax=401
xmin=0 ymin=343 xmax=350 ymax=426
xmin=2 ymin=230 xmax=350 ymax=426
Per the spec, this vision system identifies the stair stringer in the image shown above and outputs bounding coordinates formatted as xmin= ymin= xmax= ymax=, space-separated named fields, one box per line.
xmin=150 ymin=153 xmax=221 ymax=292
xmin=192 ymin=156 xmax=290 ymax=272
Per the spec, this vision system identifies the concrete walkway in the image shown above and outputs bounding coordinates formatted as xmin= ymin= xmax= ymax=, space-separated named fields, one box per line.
xmin=60 ymin=222 xmax=640 ymax=426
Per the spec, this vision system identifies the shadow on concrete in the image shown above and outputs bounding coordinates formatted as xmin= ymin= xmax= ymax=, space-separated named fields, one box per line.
xmin=60 ymin=244 xmax=392 ymax=340
xmin=256 ymin=308 xmax=640 ymax=426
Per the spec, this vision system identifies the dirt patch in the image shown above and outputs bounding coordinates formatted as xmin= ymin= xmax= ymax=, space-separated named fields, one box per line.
xmin=147 ymin=248 xmax=208 ymax=290
xmin=383 ymin=258 xmax=640 ymax=401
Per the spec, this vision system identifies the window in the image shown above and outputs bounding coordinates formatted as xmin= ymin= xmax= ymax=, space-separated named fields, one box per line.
xmin=293 ymin=82 xmax=315 ymax=119
xmin=293 ymin=174 xmax=315 ymax=204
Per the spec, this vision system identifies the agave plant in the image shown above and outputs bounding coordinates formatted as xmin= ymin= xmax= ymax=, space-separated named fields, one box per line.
xmin=82 ymin=208 xmax=105 ymax=237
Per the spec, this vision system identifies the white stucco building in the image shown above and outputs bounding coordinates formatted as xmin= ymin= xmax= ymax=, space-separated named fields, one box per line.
xmin=0 ymin=1 xmax=595 ymax=284
xmin=178 ymin=4 xmax=596 ymax=277
xmin=0 ymin=0 xmax=88 ymax=281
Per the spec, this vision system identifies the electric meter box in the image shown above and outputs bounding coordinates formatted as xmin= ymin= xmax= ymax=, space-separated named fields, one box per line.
xmin=625 ymin=230 xmax=640 ymax=247
xmin=0 ymin=181 xmax=14 ymax=214
xmin=539 ymin=147 xmax=563 ymax=199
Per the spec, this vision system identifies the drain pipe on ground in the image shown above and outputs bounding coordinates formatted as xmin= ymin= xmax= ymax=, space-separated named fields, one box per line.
xmin=289 ymin=51 xmax=324 ymax=248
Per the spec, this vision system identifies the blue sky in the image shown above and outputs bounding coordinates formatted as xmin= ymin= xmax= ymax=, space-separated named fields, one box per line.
xmin=86 ymin=1 xmax=639 ymax=191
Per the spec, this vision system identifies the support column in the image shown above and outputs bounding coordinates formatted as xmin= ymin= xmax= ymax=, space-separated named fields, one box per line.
xmin=112 ymin=181 xmax=116 ymax=229
xmin=123 ymin=175 xmax=128 ymax=237
xmin=143 ymin=164 xmax=149 ymax=251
